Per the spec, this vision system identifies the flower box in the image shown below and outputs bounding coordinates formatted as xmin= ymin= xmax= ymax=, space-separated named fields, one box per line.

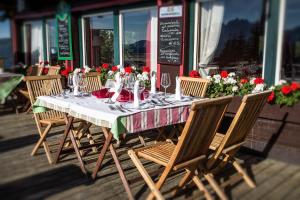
xmin=223 ymin=96 xmax=300 ymax=164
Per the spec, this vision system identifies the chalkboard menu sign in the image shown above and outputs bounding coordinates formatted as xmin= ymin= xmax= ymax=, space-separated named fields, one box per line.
xmin=56 ymin=13 xmax=73 ymax=60
xmin=158 ymin=6 xmax=183 ymax=65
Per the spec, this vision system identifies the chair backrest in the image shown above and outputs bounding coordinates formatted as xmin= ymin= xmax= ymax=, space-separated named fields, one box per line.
xmin=169 ymin=96 xmax=233 ymax=167
xmin=212 ymin=91 xmax=272 ymax=160
xmin=179 ymin=76 xmax=210 ymax=97
xmin=25 ymin=75 xmax=64 ymax=120
xmin=47 ymin=66 xmax=61 ymax=75
xmin=83 ymin=72 xmax=102 ymax=92
xmin=26 ymin=65 xmax=44 ymax=76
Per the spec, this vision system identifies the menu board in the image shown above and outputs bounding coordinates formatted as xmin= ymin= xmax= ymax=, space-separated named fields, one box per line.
xmin=56 ymin=13 xmax=73 ymax=60
xmin=158 ymin=6 xmax=183 ymax=65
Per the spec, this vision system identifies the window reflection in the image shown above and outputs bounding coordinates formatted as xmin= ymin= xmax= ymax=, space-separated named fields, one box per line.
xmin=198 ymin=0 xmax=265 ymax=77
xmin=282 ymin=0 xmax=300 ymax=81
xmin=122 ymin=9 xmax=153 ymax=68
xmin=84 ymin=14 xmax=114 ymax=66
xmin=46 ymin=19 xmax=58 ymax=65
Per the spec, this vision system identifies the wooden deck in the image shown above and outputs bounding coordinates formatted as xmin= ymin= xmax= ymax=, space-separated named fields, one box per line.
xmin=0 ymin=111 xmax=299 ymax=200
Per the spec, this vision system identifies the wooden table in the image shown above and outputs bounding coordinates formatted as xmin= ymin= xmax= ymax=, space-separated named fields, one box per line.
xmin=34 ymin=94 xmax=195 ymax=199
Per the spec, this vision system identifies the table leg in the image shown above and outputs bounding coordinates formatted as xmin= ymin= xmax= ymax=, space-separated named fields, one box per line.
xmin=54 ymin=116 xmax=74 ymax=164
xmin=91 ymin=127 xmax=112 ymax=180
xmin=69 ymin=128 xmax=88 ymax=175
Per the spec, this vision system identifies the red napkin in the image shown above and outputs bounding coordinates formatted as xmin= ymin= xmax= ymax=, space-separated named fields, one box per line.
xmin=91 ymin=88 xmax=114 ymax=98
xmin=92 ymin=88 xmax=149 ymax=102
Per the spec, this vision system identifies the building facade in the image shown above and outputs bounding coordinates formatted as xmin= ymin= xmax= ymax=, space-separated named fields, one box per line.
xmin=10 ymin=0 xmax=300 ymax=86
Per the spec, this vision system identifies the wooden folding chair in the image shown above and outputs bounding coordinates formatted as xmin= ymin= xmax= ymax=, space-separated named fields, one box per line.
xmin=128 ymin=96 xmax=233 ymax=200
xmin=155 ymin=76 xmax=210 ymax=142
xmin=76 ymin=72 xmax=102 ymax=153
xmin=19 ymin=65 xmax=44 ymax=113
xmin=25 ymin=75 xmax=82 ymax=164
xmin=82 ymin=72 xmax=102 ymax=92
xmin=46 ymin=66 xmax=61 ymax=75
xmin=208 ymin=91 xmax=272 ymax=189
xmin=179 ymin=76 xmax=210 ymax=98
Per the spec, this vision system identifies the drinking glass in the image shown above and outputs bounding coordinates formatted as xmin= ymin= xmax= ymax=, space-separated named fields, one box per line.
xmin=104 ymin=79 xmax=116 ymax=104
xmin=160 ymin=73 xmax=171 ymax=96
xmin=124 ymin=74 xmax=136 ymax=102
xmin=67 ymin=74 xmax=74 ymax=91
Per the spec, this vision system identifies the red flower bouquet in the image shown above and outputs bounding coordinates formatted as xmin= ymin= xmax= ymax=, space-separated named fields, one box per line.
xmin=102 ymin=63 xmax=109 ymax=69
xmin=189 ymin=70 xmax=201 ymax=78
xmin=124 ymin=66 xmax=132 ymax=74
xmin=220 ymin=70 xmax=228 ymax=78
xmin=142 ymin=66 xmax=151 ymax=73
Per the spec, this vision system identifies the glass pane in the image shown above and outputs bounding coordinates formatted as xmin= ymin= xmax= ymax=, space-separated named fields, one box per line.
xmin=281 ymin=0 xmax=300 ymax=81
xmin=84 ymin=14 xmax=114 ymax=66
xmin=23 ymin=21 xmax=44 ymax=65
xmin=123 ymin=9 xmax=153 ymax=68
xmin=46 ymin=19 xmax=58 ymax=65
xmin=199 ymin=0 xmax=265 ymax=77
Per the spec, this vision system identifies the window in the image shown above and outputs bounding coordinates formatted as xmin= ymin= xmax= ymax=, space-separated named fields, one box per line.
xmin=281 ymin=0 xmax=300 ymax=81
xmin=196 ymin=0 xmax=265 ymax=76
xmin=23 ymin=20 xmax=44 ymax=65
xmin=46 ymin=19 xmax=58 ymax=65
xmin=83 ymin=13 xmax=114 ymax=67
xmin=121 ymin=7 xmax=157 ymax=70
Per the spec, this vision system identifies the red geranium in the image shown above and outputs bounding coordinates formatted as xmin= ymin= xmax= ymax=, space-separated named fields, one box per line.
xmin=281 ymin=85 xmax=292 ymax=95
xmin=240 ymin=78 xmax=248 ymax=84
xmin=102 ymin=63 xmax=109 ymax=69
xmin=254 ymin=77 xmax=264 ymax=84
xmin=189 ymin=70 xmax=200 ymax=78
xmin=42 ymin=67 xmax=49 ymax=75
xmin=96 ymin=67 xmax=101 ymax=73
xmin=220 ymin=70 xmax=228 ymax=78
xmin=142 ymin=66 xmax=151 ymax=73
xmin=124 ymin=66 xmax=132 ymax=74
xmin=291 ymin=82 xmax=300 ymax=91
xmin=267 ymin=91 xmax=275 ymax=103
xmin=44 ymin=61 xmax=49 ymax=65
xmin=60 ymin=66 xmax=72 ymax=77
xmin=111 ymin=66 xmax=118 ymax=72
xmin=39 ymin=61 xmax=43 ymax=65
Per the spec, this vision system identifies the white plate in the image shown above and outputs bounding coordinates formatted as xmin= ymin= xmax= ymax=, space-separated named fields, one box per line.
xmin=121 ymin=102 xmax=155 ymax=110
xmin=164 ymin=96 xmax=193 ymax=102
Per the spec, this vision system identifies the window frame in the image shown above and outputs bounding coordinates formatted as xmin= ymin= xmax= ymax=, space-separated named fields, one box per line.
xmin=119 ymin=6 xmax=158 ymax=71
xmin=81 ymin=11 xmax=114 ymax=67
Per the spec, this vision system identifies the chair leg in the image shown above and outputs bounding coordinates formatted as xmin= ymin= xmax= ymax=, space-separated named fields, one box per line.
xmin=192 ymin=175 xmax=213 ymax=200
xmin=128 ymin=150 xmax=165 ymax=200
xmin=31 ymin=124 xmax=52 ymax=156
xmin=203 ymin=173 xmax=228 ymax=200
xmin=231 ymin=158 xmax=256 ymax=188
xmin=146 ymin=166 xmax=171 ymax=200
xmin=172 ymin=170 xmax=193 ymax=196
xmin=138 ymin=133 xmax=146 ymax=146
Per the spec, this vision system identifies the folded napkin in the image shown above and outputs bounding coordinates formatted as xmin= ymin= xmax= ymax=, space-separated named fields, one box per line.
xmin=175 ymin=76 xmax=182 ymax=100
xmin=111 ymin=81 xmax=122 ymax=102
xmin=72 ymin=73 xmax=80 ymax=95
xmin=150 ymin=72 xmax=156 ymax=94
xmin=133 ymin=80 xmax=140 ymax=108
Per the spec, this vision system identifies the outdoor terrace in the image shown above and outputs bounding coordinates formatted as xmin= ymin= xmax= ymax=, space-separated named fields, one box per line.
xmin=0 ymin=109 xmax=299 ymax=200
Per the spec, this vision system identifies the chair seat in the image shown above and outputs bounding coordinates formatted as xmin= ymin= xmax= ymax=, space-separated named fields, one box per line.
xmin=136 ymin=142 xmax=175 ymax=166
xmin=209 ymin=133 xmax=225 ymax=150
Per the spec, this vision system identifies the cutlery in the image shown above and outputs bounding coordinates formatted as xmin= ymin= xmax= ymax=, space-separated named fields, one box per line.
xmin=115 ymin=105 xmax=126 ymax=113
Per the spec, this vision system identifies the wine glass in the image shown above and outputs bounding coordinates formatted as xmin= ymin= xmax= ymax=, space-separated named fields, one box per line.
xmin=124 ymin=74 xmax=136 ymax=102
xmin=104 ymin=79 xmax=115 ymax=104
xmin=161 ymin=73 xmax=171 ymax=96
xmin=67 ymin=74 xmax=74 ymax=91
